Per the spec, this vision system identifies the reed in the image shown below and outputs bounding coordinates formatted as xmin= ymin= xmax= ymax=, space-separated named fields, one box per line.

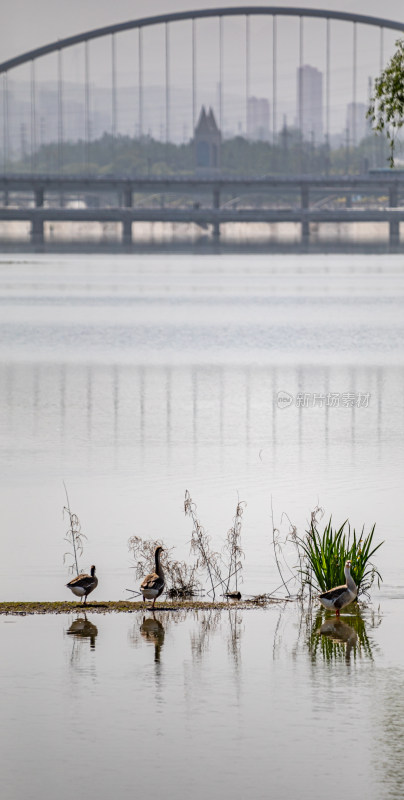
xmin=223 ymin=500 xmax=246 ymax=595
xmin=184 ymin=490 xmax=245 ymax=599
xmin=127 ymin=535 xmax=202 ymax=599
xmin=184 ymin=490 xmax=223 ymax=598
xmin=63 ymin=483 xmax=87 ymax=577
xmin=297 ymin=517 xmax=383 ymax=597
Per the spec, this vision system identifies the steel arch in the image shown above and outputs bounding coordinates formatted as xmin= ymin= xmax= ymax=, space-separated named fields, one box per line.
xmin=0 ymin=6 xmax=404 ymax=74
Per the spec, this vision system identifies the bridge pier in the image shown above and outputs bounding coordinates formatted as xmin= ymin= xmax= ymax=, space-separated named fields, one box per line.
xmin=301 ymin=185 xmax=310 ymax=242
xmin=122 ymin=186 xmax=133 ymax=245
xmin=35 ymin=188 xmax=44 ymax=208
xmin=31 ymin=215 xmax=44 ymax=245
xmin=213 ymin=188 xmax=220 ymax=239
xmin=31 ymin=188 xmax=45 ymax=245
xmin=389 ymin=185 xmax=399 ymax=246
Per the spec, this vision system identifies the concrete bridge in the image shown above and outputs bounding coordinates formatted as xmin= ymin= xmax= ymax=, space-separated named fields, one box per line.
xmin=1 ymin=172 xmax=403 ymax=246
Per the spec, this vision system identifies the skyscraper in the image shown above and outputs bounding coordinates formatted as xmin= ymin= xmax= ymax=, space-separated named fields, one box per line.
xmin=297 ymin=65 xmax=323 ymax=143
xmin=247 ymin=97 xmax=270 ymax=141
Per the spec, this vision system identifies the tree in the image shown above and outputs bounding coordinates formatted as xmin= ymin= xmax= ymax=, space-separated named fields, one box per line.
xmin=368 ymin=38 xmax=404 ymax=167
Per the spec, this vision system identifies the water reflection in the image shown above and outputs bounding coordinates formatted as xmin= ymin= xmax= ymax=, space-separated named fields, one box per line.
xmin=140 ymin=615 xmax=165 ymax=663
xmin=227 ymin=609 xmax=243 ymax=670
xmin=0 ymin=361 xmax=394 ymax=478
xmin=66 ymin=614 xmax=98 ymax=650
xmin=318 ymin=618 xmax=358 ymax=661
xmin=190 ymin=609 xmax=221 ymax=662
xmin=378 ymin=668 xmax=404 ymax=799
xmin=2 ymin=603 xmax=403 ymax=800
xmin=308 ymin=608 xmax=380 ymax=663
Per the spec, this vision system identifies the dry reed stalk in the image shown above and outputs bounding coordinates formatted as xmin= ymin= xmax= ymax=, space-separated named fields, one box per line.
xmin=63 ymin=483 xmax=87 ymax=577
xmin=224 ymin=500 xmax=246 ymax=595
xmin=127 ymin=534 xmax=202 ymax=599
xmin=184 ymin=490 xmax=223 ymax=598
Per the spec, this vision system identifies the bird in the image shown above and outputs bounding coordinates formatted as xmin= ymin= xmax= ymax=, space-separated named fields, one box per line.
xmin=66 ymin=565 xmax=98 ymax=605
xmin=140 ymin=546 xmax=165 ymax=609
xmin=318 ymin=560 xmax=357 ymax=616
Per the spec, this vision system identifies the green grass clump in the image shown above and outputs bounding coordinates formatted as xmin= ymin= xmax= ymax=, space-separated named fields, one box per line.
xmin=298 ymin=518 xmax=383 ymax=596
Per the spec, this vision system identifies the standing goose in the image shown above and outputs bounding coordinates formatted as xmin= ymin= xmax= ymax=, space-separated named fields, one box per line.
xmin=66 ymin=565 xmax=98 ymax=605
xmin=140 ymin=546 xmax=165 ymax=609
xmin=318 ymin=560 xmax=357 ymax=616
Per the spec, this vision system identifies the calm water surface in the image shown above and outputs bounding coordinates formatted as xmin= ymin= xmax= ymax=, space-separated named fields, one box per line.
xmin=0 ymin=253 xmax=403 ymax=798
xmin=0 ymin=253 xmax=403 ymax=597
xmin=1 ymin=603 xmax=404 ymax=800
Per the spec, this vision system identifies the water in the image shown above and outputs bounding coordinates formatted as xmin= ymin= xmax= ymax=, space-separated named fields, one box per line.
xmin=0 ymin=252 xmax=404 ymax=799
xmin=0 ymin=253 xmax=403 ymax=598
xmin=1 ymin=603 xmax=403 ymax=800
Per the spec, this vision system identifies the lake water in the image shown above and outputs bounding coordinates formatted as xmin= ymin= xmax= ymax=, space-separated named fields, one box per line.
xmin=0 ymin=252 xmax=404 ymax=799
xmin=1 ymin=603 xmax=404 ymax=800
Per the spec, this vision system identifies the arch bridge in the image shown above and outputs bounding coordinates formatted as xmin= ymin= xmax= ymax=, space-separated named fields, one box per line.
xmin=1 ymin=7 xmax=404 ymax=247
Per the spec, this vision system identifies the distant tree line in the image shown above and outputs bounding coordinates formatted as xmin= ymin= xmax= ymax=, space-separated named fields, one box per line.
xmin=10 ymin=128 xmax=391 ymax=176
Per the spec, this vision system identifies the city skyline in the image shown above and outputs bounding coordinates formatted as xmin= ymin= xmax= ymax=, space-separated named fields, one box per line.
xmin=1 ymin=5 xmax=401 ymax=164
xmin=3 ymin=70 xmax=374 ymax=155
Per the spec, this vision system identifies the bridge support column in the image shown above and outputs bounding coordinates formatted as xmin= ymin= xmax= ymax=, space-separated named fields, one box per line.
xmin=122 ymin=186 xmax=133 ymax=245
xmin=31 ymin=215 xmax=44 ymax=245
xmin=213 ymin=188 xmax=220 ymax=239
xmin=389 ymin=185 xmax=399 ymax=246
xmin=35 ymin=188 xmax=44 ymax=208
xmin=31 ymin=188 xmax=45 ymax=245
xmin=301 ymin=185 xmax=310 ymax=242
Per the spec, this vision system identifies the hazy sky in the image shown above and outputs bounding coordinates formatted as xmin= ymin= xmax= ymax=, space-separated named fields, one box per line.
xmin=1 ymin=0 xmax=404 ymax=62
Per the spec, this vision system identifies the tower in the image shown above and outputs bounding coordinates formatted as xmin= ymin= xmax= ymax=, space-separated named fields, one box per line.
xmin=297 ymin=65 xmax=323 ymax=143
xmin=194 ymin=106 xmax=221 ymax=173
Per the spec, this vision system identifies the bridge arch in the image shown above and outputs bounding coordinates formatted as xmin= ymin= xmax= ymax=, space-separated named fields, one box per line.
xmin=1 ymin=6 xmax=402 ymax=172
xmin=0 ymin=7 xmax=404 ymax=73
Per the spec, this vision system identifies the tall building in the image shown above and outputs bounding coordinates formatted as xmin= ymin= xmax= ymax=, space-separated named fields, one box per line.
xmin=247 ymin=97 xmax=270 ymax=140
xmin=297 ymin=65 xmax=323 ymax=143
xmin=346 ymin=103 xmax=369 ymax=145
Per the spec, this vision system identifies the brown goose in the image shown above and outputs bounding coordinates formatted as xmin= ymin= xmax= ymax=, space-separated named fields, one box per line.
xmin=66 ymin=565 xmax=98 ymax=605
xmin=140 ymin=546 xmax=165 ymax=609
xmin=318 ymin=560 xmax=357 ymax=617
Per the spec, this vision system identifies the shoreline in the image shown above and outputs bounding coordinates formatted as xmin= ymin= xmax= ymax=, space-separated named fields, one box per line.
xmin=0 ymin=598 xmax=281 ymax=615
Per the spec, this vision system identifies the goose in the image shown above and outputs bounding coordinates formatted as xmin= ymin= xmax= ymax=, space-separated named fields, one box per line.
xmin=140 ymin=546 xmax=165 ymax=609
xmin=66 ymin=565 xmax=98 ymax=605
xmin=318 ymin=560 xmax=357 ymax=616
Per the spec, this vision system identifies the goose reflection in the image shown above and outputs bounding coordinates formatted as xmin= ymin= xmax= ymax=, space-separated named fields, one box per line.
xmin=319 ymin=618 xmax=358 ymax=661
xmin=140 ymin=615 xmax=165 ymax=663
xmin=67 ymin=614 xmax=98 ymax=650
xmin=308 ymin=608 xmax=376 ymax=663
